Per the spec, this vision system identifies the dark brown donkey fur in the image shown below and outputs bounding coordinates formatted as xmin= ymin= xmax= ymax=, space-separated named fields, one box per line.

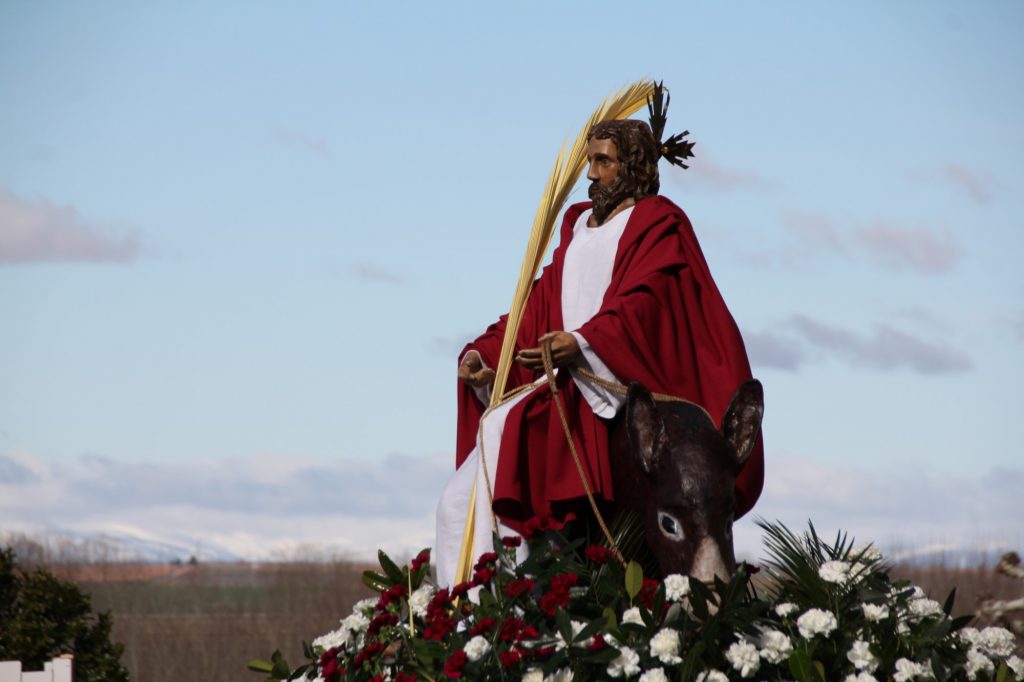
xmin=607 ymin=380 xmax=764 ymax=582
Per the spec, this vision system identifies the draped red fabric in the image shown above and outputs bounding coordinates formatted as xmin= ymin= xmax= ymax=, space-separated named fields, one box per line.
xmin=455 ymin=196 xmax=764 ymax=528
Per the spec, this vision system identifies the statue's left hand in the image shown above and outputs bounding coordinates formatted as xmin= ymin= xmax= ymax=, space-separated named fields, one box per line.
xmin=516 ymin=331 xmax=581 ymax=372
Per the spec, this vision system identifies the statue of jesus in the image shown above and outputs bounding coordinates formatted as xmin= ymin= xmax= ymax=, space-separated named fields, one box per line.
xmin=435 ymin=110 xmax=763 ymax=588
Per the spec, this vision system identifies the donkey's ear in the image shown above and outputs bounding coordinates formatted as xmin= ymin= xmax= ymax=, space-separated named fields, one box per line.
xmin=721 ymin=379 xmax=764 ymax=470
xmin=626 ymin=382 xmax=665 ymax=475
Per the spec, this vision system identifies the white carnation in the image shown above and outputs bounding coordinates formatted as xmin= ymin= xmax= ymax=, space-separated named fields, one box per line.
xmin=353 ymin=597 xmax=377 ymax=613
xmin=819 ymin=560 xmax=852 ymax=584
xmin=847 ymin=640 xmax=878 ymax=672
xmin=607 ymin=644 xmax=640 ymax=678
xmin=959 ymin=627 xmax=982 ymax=646
xmin=1007 ymin=655 xmax=1024 ymax=678
xmin=758 ymin=628 xmax=793 ymax=664
xmin=774 ymin=602 xmax=798 ymax=617
xmin=725 ymin=640 xmax=760 ymax=678
xmin=796 ymin=608 xmax=838 ymax=639
xmin=892 ymin=658 xmax=926 ymax=682
xmin=908 ymin=597 xmax=943 ymax=619
xmin=463 ymin=635 xmax=490 ymax=662
xmin=861 ymin=603 xmax=889 ymax=622
xmin=977 ymin=626 xmax=1016 ymax=658
xmin=649 ymin=628 xmax=682 ymax=665
xmin=843 ymin=674 xmax=878 ymax=682
xmin=696 ymin=671 xmax=729 ymax=682
xmin=522 ymin=669 xmax=544 ymax=682
xmin=663 ymin=573 xmax=691 ymax=601
xmin=639 ymin=669 xmax=669 ymax=682
xmin=621 ymin=606 xmax=644 ymax=625
xmin=544 ymin=668 xmax=573 ymax=682
xmin=965 ymin=648 xmax=994 ymax=680
xmin=312 ymin=627 xmax=348 ymax=651
xmin=408 ymin=584 xmax=435 ymax=619
xmin=557 ymin=620 xmax=588 ymax=650
xmin=853 ymin=543 xmax=882 ymax=563
xmin=341 ymin=611 xmax=370 ymax=634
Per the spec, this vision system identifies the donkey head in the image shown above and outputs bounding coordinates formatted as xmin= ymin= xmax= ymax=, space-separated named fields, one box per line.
xmin=624 ymin=380 xmax=763 ymax=584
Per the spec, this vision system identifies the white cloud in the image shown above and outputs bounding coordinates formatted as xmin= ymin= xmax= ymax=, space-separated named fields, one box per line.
xmin=666 ymin=151 xmax=772 ymax=192
xmin=745 ymin=315 xmax=973 ymax=375
xmin=779 ymin=210 xmax=963 ymax=274
xmin=736 ymin=453 xmax=1023 ymax=564
xmin=270 ymin=128 xmax=331 ymax=158
xmin=3 ymin=449 xmax=1020 ymax=567
xmin=337 ymin=261 xmax=406 ymax=284
xmin=0 ymin=449 xmax=452 ymax=562
xmin=0 ymin=188 xmax=142 ymax=264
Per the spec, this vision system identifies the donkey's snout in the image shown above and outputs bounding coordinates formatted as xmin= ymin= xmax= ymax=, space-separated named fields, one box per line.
xmin=690 ymin=536 xmax=731 ymax=585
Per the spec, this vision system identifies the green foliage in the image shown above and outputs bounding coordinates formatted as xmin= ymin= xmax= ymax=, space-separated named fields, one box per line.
xmin=0 ymin=547 xmax=129 ymax=682
xmin=253 ymin=520 xmax=1023 ymax=682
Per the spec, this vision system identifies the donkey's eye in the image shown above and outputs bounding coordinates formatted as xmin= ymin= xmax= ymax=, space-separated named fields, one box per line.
xmin=658 ymin=512 xmax=684 ymax=541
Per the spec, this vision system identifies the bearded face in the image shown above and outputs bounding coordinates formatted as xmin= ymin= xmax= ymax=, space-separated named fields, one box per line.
xmin=588 ymin=175 xmax=635 ymax=225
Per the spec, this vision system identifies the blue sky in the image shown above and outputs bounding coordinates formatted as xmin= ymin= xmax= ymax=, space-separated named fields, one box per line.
xmin=1 ymin=2 xmax=1022 ymax=561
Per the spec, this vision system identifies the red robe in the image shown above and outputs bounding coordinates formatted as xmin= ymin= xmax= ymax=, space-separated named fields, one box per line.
xmin=456 ymin=196 xmax=763 ymax=528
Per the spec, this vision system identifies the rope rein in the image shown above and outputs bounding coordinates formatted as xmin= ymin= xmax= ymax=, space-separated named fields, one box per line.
xmin=540 ymin=340 xmax=627 ymax=567
xmin=475 ymin=337 xmax=712 ymax=571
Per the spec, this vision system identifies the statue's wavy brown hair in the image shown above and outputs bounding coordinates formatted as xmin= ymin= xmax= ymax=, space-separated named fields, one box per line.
xmin=587 ymin=119 xmax=661 ymax=199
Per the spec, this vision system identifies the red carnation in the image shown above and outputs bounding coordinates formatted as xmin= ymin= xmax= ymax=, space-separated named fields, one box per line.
xmin=539 ymin=591 xmax=563 ymax=615
xmin=353 ymin=641 xmax=385 ymax=666
xmin=520 ymin=625 xmax=540 ymax=640
xmin=589 ymin=633 xmax=608 ymax=651
xmin=584 ymin=545 xmax=612 ymax=564
xmin=499 ymin=616 xmax=525 ymax=642
xmin=318 ymin=647 xmax=339 ymax=669
xmin=320 ymin=656 xmax=340 ymax=682
xmin=469 ymin=617 xmax=496 ymax=637
xmin=451 ymin=582 xmax=471 ymax=599
xmin=551 ymin=573 xmax=578 ymax=591
xmin=471 ymin=566 xmax=496 ymax=586
xmin=499 ymin=649 xmax=522 ymax=668
xmin=473 ymin=552 xmax=498 ymax=569
xmin=503 ymin=577 xmax=535 ymax=600
xmin=369 ymin=676 xmax=385 ymax=682
xmin=531 ymin=646 xmax=556 ymax=658
xmin=368 ymin=612 xmax=399 ymax=636
xmin=395 ymin=674 xmax=418 ymax=682
xmin=502 ymin=535 xmax=522 ymax=548
xmin=411 ymin=549 xmax=431 ymax=572
xmin=443 ymin=649 xmax=468 ymax=678
xmin=522 ymin=512 xmax=576 ymax=537
xmin=376 ymin=583 xmax=408 ymax=610
xmin=638 ymin=578 xmax=660 ymax=609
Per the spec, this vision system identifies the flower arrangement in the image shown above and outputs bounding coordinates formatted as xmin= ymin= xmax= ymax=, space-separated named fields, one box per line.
xmin=250 ymin=519 xmax=1022 ymax=681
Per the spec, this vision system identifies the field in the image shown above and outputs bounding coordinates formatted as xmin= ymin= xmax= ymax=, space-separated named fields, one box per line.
xmin=19 ymin=556 xmax=1024 ymax=681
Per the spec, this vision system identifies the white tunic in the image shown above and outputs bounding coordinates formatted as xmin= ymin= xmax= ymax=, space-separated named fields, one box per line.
xmin=434 ymin=206 xmax=632 ymax=587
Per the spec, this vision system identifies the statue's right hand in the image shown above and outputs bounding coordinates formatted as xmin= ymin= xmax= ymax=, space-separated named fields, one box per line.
xmin=458 ymin=353 xmax=496 ymax=388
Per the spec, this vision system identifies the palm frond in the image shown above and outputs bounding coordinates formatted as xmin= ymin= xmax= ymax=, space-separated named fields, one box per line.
xmin=490 ymin=79 xmax=656 ymax=403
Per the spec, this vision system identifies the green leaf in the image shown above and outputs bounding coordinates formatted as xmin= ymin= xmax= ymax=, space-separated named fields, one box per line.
xmin=270 ymin=650 xmax=290 ymax=679
xmin=247 ymin=659 xmax=274 ymax=673
xmin=575 ymin=616 xmax=607 ymax=644
xmin=378 ymin=549 xmax=406 ymax=583
xmin=813 ymin=661 xmax=826 ymax=682
xmin=625 ymin=560 xmax=643 ymax=599
xmin=362 ymin=570 xmax=391 ymax=591
xmin=556 ymin=607 xmax=573 ymax=644
xmin=995 ymin=662 xmax=1011 ymax=682
xmin=940 ymin=587 xmax=958 ymax=617
xmin=679 ymin=640 xmax=706 ymax=680
xmin=602 ymin=607 xmax=618 ymax=631
xmin=788 ymin=649 xmax=815 ymax=682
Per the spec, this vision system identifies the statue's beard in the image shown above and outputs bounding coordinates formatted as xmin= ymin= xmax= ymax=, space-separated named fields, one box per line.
xmin=589 ymin=177 xmax=634 ymax=225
